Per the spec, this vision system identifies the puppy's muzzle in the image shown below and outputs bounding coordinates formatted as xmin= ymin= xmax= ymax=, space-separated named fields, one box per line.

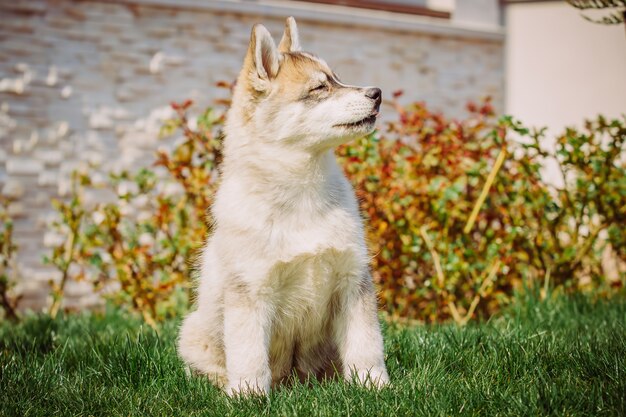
xmin=365 ymin=87 xmax=382 ymax=114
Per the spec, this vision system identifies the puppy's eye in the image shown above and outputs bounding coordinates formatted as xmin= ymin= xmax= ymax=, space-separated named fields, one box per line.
xmin=310 ymin=83 xmax=327 ymax=93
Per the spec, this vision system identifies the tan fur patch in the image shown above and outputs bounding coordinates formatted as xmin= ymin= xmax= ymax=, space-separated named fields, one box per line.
xmin=277 ymin=53 xmax=332 ymax=97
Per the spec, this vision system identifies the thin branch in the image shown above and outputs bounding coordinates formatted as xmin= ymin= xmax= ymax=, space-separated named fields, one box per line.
xmin=448 ymin=259 xmax=501 ymax=326
xmin=464 ymin=147 xmax=507 ymax=234
xmin=419 ymin=226 xmax=445 ymax=287
xmin=49 ymin=225 xmax=77 ymax=319
xmin=566 ymin=0 xmax=626 ymax=10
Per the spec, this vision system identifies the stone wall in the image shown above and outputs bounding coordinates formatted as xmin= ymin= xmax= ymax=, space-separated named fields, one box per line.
xmin=0 ymin=0 xmax=504 ymax=311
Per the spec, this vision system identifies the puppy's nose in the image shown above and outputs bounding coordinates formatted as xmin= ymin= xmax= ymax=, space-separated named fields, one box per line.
xmin=365 ymin=87 xmax=382 ymax=102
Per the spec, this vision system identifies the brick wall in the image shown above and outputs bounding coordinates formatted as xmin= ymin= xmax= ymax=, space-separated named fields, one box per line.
xmin=0 ymin=0 xmax=504 ymax=311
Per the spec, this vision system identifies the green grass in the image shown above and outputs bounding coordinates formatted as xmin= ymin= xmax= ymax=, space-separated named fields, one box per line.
xmin=1 ymin=294 xmax=625 ymax=416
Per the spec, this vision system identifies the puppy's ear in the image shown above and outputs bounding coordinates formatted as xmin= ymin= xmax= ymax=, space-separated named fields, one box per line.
xmin=278 ymin=16 xmax=301 ymax=53
xmin=244 ymin=24 xmax=280 ymax=92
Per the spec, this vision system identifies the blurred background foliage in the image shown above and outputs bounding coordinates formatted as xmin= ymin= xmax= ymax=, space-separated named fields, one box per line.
xmin=338 ymin=94 xmax=625 ymax=323
xmin=1 ymin=86 xmax=624 ymax=326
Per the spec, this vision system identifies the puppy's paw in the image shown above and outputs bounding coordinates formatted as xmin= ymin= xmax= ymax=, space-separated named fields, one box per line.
xmin=350 ymin=366 xmax=390 ymax=389
xmin=225 ymin=377 xmax=271 ymax=397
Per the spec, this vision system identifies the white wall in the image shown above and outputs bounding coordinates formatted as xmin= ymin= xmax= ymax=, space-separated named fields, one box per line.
xmin=506 ymin=2 xmax=626 ymax=134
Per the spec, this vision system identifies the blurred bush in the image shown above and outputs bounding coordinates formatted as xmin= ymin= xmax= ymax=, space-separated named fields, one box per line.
xmin=44 ymin=90 xmax=625 ymax=325
xmin=337 ymin=96 xmax=625 ymax=323
xmin=46 ymin=99 xmax=223 ymax=327
xmin=0 ymin=195 xmax=21 ymax=321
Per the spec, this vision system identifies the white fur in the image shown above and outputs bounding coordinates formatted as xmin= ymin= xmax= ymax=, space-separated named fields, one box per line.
xmin=177 ymin=17 xmax=389 ymax=396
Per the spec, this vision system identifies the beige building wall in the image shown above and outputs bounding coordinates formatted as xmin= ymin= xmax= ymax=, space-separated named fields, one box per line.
xmin=506 ymin=2 xmax=626 ymax=134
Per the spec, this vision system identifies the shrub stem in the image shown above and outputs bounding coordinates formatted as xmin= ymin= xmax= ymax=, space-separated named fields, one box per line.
xmin=464 ymin=147 xmax=507 ymax=234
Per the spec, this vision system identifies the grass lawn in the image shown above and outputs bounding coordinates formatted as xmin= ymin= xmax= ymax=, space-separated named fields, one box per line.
xmin=1 ymin=294 xmax=625 ymax=416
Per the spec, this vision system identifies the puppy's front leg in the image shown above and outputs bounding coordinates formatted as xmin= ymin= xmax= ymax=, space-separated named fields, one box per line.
xmin=335 ymin=276 xmax=389 ymax=388
xmin=223 ymin=285 xmax=272 ymax=396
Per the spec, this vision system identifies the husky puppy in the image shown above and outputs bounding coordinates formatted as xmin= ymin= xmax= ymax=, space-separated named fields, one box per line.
xmin=177 ymin=17 xmax=389 ymax=396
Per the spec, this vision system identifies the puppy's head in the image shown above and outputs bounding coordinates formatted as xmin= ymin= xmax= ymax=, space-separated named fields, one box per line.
xmin=230 ymin=17 xmax=381 ymax=151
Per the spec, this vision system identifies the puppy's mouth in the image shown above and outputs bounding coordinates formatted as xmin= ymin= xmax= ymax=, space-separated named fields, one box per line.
xmin=334 ymin=112 xmax=378 ymax=130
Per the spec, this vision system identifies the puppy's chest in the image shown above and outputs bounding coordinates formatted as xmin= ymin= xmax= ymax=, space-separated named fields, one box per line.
xmin=263 ymin=207 xmax=367 ymax=302
xmin=269 ymin=247 xmax=360 ymax=319
xmin=267 ymin=207 xmax=364 ymax=262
